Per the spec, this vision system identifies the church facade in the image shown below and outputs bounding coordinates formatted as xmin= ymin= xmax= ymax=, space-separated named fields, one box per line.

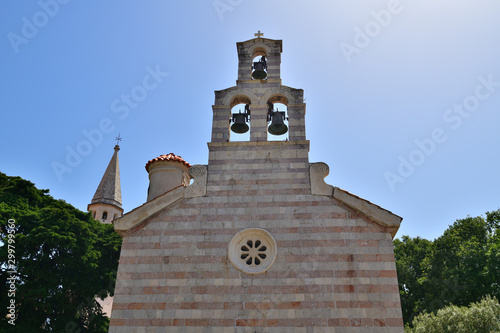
xmin=109 ymin=34 xmax=404 ymax=332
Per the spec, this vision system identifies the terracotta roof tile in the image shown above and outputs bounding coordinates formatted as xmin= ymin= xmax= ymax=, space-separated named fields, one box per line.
xmin=145 ymin=153 xmax=191 ymax=172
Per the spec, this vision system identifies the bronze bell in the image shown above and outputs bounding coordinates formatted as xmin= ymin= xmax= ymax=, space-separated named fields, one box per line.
xmin=268 ymin=110 xmax=288 ymax=136
xmin=252 ymin=56 xmax=267 ymax=80
xmin=231 ymin=110 xmax=250 ymax=134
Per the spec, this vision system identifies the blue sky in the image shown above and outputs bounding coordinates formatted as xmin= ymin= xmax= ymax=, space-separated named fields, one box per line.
xmin=1 ymin=0 xmax=499 ymax=241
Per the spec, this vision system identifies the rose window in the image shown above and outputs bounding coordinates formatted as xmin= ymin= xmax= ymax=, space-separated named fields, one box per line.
xmin=240 ymin=239 xmax=267 ymax=266
xmin=228 ymin=228 xmax=277 ymax=274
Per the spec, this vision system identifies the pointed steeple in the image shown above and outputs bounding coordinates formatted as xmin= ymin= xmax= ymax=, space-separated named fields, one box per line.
xmin=91 ymin=144 xmax=122 ymax=207
xmin=88 ymin=144 xmax=124 ymax=223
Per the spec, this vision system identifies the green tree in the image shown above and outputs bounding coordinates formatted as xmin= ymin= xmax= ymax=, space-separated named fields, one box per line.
xmin=395 ymin=209 xmax=500 ymax=327
xmin=420 ymin=213 xmax=500 ymax=312
xmin=486 ymin=210 xmax=500 ymax=299
xmin=0 ymin=173 xmax=122 ymax=332
xmin=393 ymin=235 xmax=432 ymax=324
xmin=406 ymin=296 xmax=500 ymax=333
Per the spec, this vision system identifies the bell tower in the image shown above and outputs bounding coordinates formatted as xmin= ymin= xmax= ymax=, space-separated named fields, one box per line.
xmin=212 ymin=32 xmax=306 ymax=144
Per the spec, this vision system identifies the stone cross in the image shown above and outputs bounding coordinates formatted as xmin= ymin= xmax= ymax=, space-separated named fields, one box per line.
xmin=254 ymin=30 xmax=264 ymax=38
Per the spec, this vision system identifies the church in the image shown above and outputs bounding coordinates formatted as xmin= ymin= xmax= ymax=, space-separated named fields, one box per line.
xmin=96 ymin=33 xmax=404 ymax=332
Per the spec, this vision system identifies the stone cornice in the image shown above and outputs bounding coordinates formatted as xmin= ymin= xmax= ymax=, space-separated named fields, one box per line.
xmin=310 ymin=162 xmax=402 ymax=238
xmin=332 ymin=187 xmax=402 ymax=236
xmin=113 ymin=186 xmax=185 ymax=237
xmin=113 ymin=165 xmax=208 ymax=236
xmin=208 ymin=140 xmax=310 ymax=149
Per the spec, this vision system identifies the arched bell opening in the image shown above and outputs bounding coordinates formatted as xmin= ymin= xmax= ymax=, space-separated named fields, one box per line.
xmin=267 ymin=101 xmax=289 ymax=141
xmin=229 ymin=103 xmax=251 ymax=142
xmin=251 ymin=55 xmax=267 ymax=80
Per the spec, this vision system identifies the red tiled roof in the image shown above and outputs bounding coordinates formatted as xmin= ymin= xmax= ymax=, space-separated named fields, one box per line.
xmin=145 ymin=153 xmax=192 ymax=172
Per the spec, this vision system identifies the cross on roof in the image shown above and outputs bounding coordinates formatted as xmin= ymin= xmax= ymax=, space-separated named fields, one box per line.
xmin=115 ymin=133 xmax=122 ymax=146
xmin=254 ymin=30 xmax=264 ymax=38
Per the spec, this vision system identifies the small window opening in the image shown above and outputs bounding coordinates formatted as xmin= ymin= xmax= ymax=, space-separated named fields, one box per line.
xmin=230 ymin=103 xmax=251 ymax=142
xmin=102 ymin=211 xmax=108 ymax=221
xmin=240 ymin=238 xmax=268 ymax=267
xmin=252 ymin=55 xmax=267 ymax=80
xmin=267 ymin=102 xmax=289 ymax=141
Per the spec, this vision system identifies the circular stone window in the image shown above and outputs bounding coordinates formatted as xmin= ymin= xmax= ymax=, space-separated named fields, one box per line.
xmin=228 ymin=228 xmax=277 ymax=274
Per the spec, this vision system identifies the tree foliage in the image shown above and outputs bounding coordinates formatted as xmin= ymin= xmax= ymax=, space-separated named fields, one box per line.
xmin=394 ymin=209 xmax=500 ymax=326
xmin=0 ymin=173 xmax=122 ymax=332
xmin=406 ymin=296 xmax=500 ymax=333
xmin=393 ymin=235 xmax=432 ymax=324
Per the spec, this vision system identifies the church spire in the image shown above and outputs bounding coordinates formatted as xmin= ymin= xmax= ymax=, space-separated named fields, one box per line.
xmin=88 ymin=142 xmax=124 ymax=223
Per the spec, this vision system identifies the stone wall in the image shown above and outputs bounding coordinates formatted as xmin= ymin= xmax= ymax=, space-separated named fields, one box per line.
xmin=109 ymin=140 xmax=403 ymax=332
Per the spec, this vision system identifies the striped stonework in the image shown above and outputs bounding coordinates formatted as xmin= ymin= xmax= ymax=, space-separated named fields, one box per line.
xmin=109 ymin=35 xmax=403 ymax=332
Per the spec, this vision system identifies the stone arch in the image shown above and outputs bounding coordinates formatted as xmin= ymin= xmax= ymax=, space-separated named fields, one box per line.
xmin=230 ymin=95 xmax=252 ymax=109
xmin=266 ymin=93 xmax=289 ymax=141
xmin=260 ymin=87 xmax=292 ymax=105
xmin=223 ymin=90 xmax=259 ymax=107
xmin=266 ymin=94 xmax=289 ymax=106
xmin=248 ymin=44 xmax=271 ymax=59
xmin=248 ymin=45 xmax=271 ymax=80
xmin=229 ymin=96 xmax=252 ymax=141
